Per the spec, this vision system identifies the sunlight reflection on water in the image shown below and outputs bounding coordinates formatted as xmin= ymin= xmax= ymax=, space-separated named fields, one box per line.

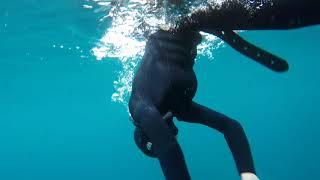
xmin=87 ymin=0 xmax=269 ymax=104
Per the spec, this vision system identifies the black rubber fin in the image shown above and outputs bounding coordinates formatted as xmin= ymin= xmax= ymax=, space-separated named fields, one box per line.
xmin=213 ymin=30 xmax=289 ymax=72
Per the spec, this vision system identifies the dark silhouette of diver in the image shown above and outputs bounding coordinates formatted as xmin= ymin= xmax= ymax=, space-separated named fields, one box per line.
xmin=128 ymin=0 xmax=320 ymax=179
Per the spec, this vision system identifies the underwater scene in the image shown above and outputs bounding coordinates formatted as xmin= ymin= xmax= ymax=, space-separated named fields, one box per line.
xmin=0 ymin=0 xmax=319 ymax=179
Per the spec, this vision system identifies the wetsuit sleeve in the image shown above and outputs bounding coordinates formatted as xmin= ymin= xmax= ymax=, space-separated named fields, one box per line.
xmin=179 ymin=0 xmax=320 ymax=31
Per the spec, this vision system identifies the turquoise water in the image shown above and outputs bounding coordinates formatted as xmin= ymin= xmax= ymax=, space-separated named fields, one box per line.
xmin=1 ymin=1 xmax=320 ymax=179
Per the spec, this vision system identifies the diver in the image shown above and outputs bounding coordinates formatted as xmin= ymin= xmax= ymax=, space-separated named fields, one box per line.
xmin=128 ymin=0 xmax=320 ymax=180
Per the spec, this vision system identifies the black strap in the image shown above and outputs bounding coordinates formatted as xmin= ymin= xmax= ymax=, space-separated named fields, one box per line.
xmin=213 ymin=30 xmax=289 ymax=72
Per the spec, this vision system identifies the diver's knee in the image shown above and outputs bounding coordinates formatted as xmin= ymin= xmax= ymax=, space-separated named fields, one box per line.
xmin=134 ymin=123 xmax=180 ymax=158
xmin=134 ymin=126 xmax=157 ymax=158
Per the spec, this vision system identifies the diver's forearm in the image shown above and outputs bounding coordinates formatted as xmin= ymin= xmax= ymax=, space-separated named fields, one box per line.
xmin=179 ymin=0 xmax=320 ymax=31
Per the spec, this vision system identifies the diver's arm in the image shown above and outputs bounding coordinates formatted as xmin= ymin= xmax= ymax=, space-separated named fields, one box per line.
xmin=179 ymin=0 xmax=320 ymax=31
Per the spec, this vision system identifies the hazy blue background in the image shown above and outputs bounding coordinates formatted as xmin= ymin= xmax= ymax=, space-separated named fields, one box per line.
xmin=1 ymin=1 xmax=319 ymax=179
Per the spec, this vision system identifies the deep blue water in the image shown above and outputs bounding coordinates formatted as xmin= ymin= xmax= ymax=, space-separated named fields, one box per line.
xmin=1 ymin=1 xmax=320 ymax=179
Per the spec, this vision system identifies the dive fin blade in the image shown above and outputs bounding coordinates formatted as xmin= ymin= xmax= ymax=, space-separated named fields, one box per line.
xmin=213 ymin=30 xmax=289 ymax=72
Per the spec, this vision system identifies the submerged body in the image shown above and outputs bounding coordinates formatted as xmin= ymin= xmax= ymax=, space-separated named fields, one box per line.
xmin=128 ymin=0 xmax=320 ymax=180
xmin=130 ymin=31 xmax=199 ymax=115
xmin=129 ymin=30 xmax=256 ymax=180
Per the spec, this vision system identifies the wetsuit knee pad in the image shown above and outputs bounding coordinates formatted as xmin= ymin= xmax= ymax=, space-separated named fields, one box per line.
xmin=134 ymin=126 xmax=179 ymax=158
xmin=133 ymin=112 xmax=179 ymax=158
xmin=134 ymin=127 xmax=157 ymax=158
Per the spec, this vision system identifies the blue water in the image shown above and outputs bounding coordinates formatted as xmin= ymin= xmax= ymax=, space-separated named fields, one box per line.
xmin=1 ymin=1 xmax=320 ymax=179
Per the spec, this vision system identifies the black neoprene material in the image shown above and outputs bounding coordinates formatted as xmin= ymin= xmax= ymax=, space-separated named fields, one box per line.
xmin=129 ymin=1 xmax=320 ymax=179
xmin=129 ymin=30 xmax=255 ymax=179
xmin=179 ymin=0 xmax=320 ymax=31
xmin=177 ymin=0 xmax=320 ymax=73
xmin=213 ymin=30 xmax=289 ymax=72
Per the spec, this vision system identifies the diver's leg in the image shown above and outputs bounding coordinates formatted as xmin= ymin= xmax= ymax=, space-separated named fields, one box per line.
xmin=180 ymin=0 xmax=320 ymax=31
xmin=176 ymin=101 xmax=255 ymax=175
xmin=130 ymin=101 xmax=191 ymax=180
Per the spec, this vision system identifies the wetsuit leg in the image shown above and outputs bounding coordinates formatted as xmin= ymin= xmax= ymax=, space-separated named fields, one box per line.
xmin=180 ymin=0 xmax=320 ymax=31
xmin=176 ymin=101 xmax=255 ymax=174
xmin=130 ymin=100 xmax=191 ymax=180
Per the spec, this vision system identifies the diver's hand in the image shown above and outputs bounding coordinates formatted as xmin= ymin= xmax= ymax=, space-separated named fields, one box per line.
xmin=241 ymin=173 xmax=259 ymax=180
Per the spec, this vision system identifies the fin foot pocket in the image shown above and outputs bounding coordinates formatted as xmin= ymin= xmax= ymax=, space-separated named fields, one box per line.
xmin=213 ymin=30 xmax=289 ymax=72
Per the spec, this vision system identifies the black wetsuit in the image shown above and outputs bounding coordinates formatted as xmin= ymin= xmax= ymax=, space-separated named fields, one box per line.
xmin=129 ymin=1 xmax=320 ymax=180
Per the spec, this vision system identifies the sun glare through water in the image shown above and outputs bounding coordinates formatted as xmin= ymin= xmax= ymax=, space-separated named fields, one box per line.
xmin=87 ymin=0 xmax=271 ymax=105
